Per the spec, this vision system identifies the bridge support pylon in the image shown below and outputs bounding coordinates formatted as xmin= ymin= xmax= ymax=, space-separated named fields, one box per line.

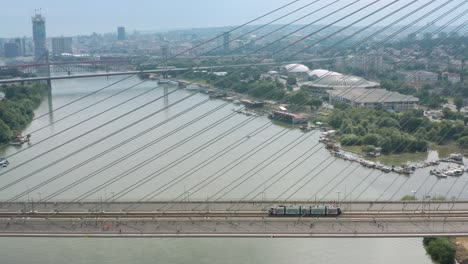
xmin=164 ymin=86 xmax=169 ymax=105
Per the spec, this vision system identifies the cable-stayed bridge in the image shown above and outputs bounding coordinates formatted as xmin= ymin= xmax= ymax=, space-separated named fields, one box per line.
xmin=2 ymin=201 xmax=468 ymax=237
xmin=0 ymin=0 xmax=467 ymax=237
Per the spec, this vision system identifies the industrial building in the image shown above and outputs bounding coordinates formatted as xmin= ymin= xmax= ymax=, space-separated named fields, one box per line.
xmin=327 ymin=88 xmax=419 ymax=112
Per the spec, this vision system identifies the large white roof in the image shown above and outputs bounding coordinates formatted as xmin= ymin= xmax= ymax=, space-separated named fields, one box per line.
xmin=308 ymin=69 xmax=342 ymax=78
xmin=284 ymin=63 xmax=310 ymax=73
xmin=303 ymin=74 xmax=380 ymax=89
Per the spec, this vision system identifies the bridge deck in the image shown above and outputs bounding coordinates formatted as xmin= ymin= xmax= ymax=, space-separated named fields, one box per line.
xmin=1 ymin=201 xmax=467 ymax=237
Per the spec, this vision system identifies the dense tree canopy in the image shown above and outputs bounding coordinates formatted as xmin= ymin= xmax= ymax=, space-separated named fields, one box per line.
xmin=327 ymin=107 xmax=468 ymax=153
xmin=423 ymin=237 xmax=455 ymax=264
xmin=0 ymin=83 xmax=47 ymax=143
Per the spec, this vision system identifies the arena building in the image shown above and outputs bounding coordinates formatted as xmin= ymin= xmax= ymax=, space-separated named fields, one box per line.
xmin=282 ymin=63 xmax=310 ymax=82
xmin=302 ymin=69 xmax=380 ymax=95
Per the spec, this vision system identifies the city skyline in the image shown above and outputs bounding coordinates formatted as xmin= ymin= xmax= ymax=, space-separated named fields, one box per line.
xmin=1 ymin=0 xmax=467 ymax=38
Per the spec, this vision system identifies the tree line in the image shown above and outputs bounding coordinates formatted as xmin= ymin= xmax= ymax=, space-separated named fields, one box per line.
xmin=326 ymin=105 xmax=468 ymax=153
xmin=184 ymin=69 xmax=323 ymax=107
xmin=0 ymin=83 xmax=48 ymax=143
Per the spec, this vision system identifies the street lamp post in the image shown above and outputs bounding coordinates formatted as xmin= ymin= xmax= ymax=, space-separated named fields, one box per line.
xmin=411 ymin=190 xmax=416 ymax=212
xmin=336 ymin=191 xmax=341 ymax=206
xmin=424 ymin=195 xmax=431 ymax=216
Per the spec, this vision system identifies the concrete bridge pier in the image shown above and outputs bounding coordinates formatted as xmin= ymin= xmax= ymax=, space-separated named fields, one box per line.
xmin=164 ymin=86 xmax=169 ymax=105
xmin=46 ymin=79 xmax=54 ymax=123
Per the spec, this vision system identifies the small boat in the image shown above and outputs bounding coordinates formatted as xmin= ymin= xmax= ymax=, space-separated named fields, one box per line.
xmin=0 ymin=158 xmax=9 ymax=167
xmin=444 ymin=167 xmax=463 ymax=176
xmin=450 ymin=154 xmax=463 ymax=161
xmin=381 ymin=166 xmax=392 ymax=173
xmin=9 ymin=134 xmax=30 ymax=146
xmin=299 ymin=125 xmax=314 ymax=132
xmin=185 ymin=85 xmax=200 ymax=91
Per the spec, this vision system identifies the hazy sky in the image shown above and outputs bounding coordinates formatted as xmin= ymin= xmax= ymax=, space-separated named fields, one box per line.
xmin=1 ymin=0 xmax=467 ymax=38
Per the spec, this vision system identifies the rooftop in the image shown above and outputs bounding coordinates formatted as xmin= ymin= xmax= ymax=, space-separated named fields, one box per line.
xmin=303 ymin=74 xmax=380 ymax=89
xmin=328 ymin=88 xmax=419 ymax=103
xmin=283 ymin=63 xmax=309 ymax=73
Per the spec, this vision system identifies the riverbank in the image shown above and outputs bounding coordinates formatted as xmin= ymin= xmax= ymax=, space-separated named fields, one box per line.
xmin=177 ymin=78 xmax=314 ymax=120
xmin=0 ymin=83 xmax=48 ymax=145
xmin=455 ymin=237 xmax=468 ymax=264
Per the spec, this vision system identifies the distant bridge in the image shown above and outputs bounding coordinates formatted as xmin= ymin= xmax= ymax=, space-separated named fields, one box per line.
xmin=0 ymin=57 xmax=340 ymax=84
xmin=1 ymin=201 xmax=468 ymax=237
xmin=0 ymin=60 xmax=133 ymax=74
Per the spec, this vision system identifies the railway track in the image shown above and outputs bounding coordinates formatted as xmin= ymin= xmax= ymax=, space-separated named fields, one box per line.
xmin=0 ymin=210 xmax=467 ymax=219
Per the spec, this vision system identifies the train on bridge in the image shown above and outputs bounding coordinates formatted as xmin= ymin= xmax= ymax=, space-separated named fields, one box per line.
xmin=268 ymin=205 xmax=342 ymax=217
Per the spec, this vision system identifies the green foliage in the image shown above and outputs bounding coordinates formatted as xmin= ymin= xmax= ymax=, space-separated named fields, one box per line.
xmin=327 ymin=105 xmax=468 ymax=152
xmin=431 ymin=196 xmax=446 ymax=201
xmin=0 ymin=83 xmax=47 ymax=143
xmin=0 ymin=68 xmax=36 ymax=79
xmin=309 ymin=97 xmax=322 ymax=108
xmin=333 ymin=102 xmax=350 ymax=110
xmin=362 ymin=145 xmax=376 ymax=153
xmin=401 ymin=195 xmax=417 ymax=201
xmin=454 ymin=97 xmax=464 ymax=112
xmin=442 ymin=107 xmax=464 ymax=121
xmin=287 ymin=91 xmax=309 ymax=105
xmin=458 ymin=136 xmax=468 ymax=148
xmin=327 ymin=108 xmax=431 ymax=154
xmin=340 ymin=134 xmax=361 ymax=146
xmin=0 ymin=119 xmax=12 ymax=143
xmin=362 ymin=134 xmax=383 ymax=146
xmin=423 ymin=237 xmax=455 ymax=264
xmin=286 ymin=76 xmax=297 ymax=86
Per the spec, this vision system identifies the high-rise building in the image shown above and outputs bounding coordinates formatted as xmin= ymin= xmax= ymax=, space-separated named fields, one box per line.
xmin=14 ymin=38 xmax=24 ymax=56
xmin=32 ymin=13 xmax=47 ymax=61
xmin=117 ymin=27 xmax=126 ymax=40
xmin=223 ymin=32 xmax=230 ymax=54
xmin=52 ymin=37 xmax=73 ymax=56
xmin=4 ymin=43 xmax=21 ymax=58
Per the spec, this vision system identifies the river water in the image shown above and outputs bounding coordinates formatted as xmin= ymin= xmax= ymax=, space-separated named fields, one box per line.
xmin=1 ymin=74 xmax=467 ymax=202
xmin=0 ymin=73 xmax=461 ymax=262
xmin=0 ymin=237 xmax=432 ymax=264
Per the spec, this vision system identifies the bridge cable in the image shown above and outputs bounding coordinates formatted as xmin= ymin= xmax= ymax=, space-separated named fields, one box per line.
xmin=0 ymin=0 xmax=359 ymax=195
xmin=0 ymin=0 xmax=354 ymax=181
xmin=204 ymin=0 xmax=460 ymax=204
xmin=16 ymin=0 xmax=302 ymax=123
